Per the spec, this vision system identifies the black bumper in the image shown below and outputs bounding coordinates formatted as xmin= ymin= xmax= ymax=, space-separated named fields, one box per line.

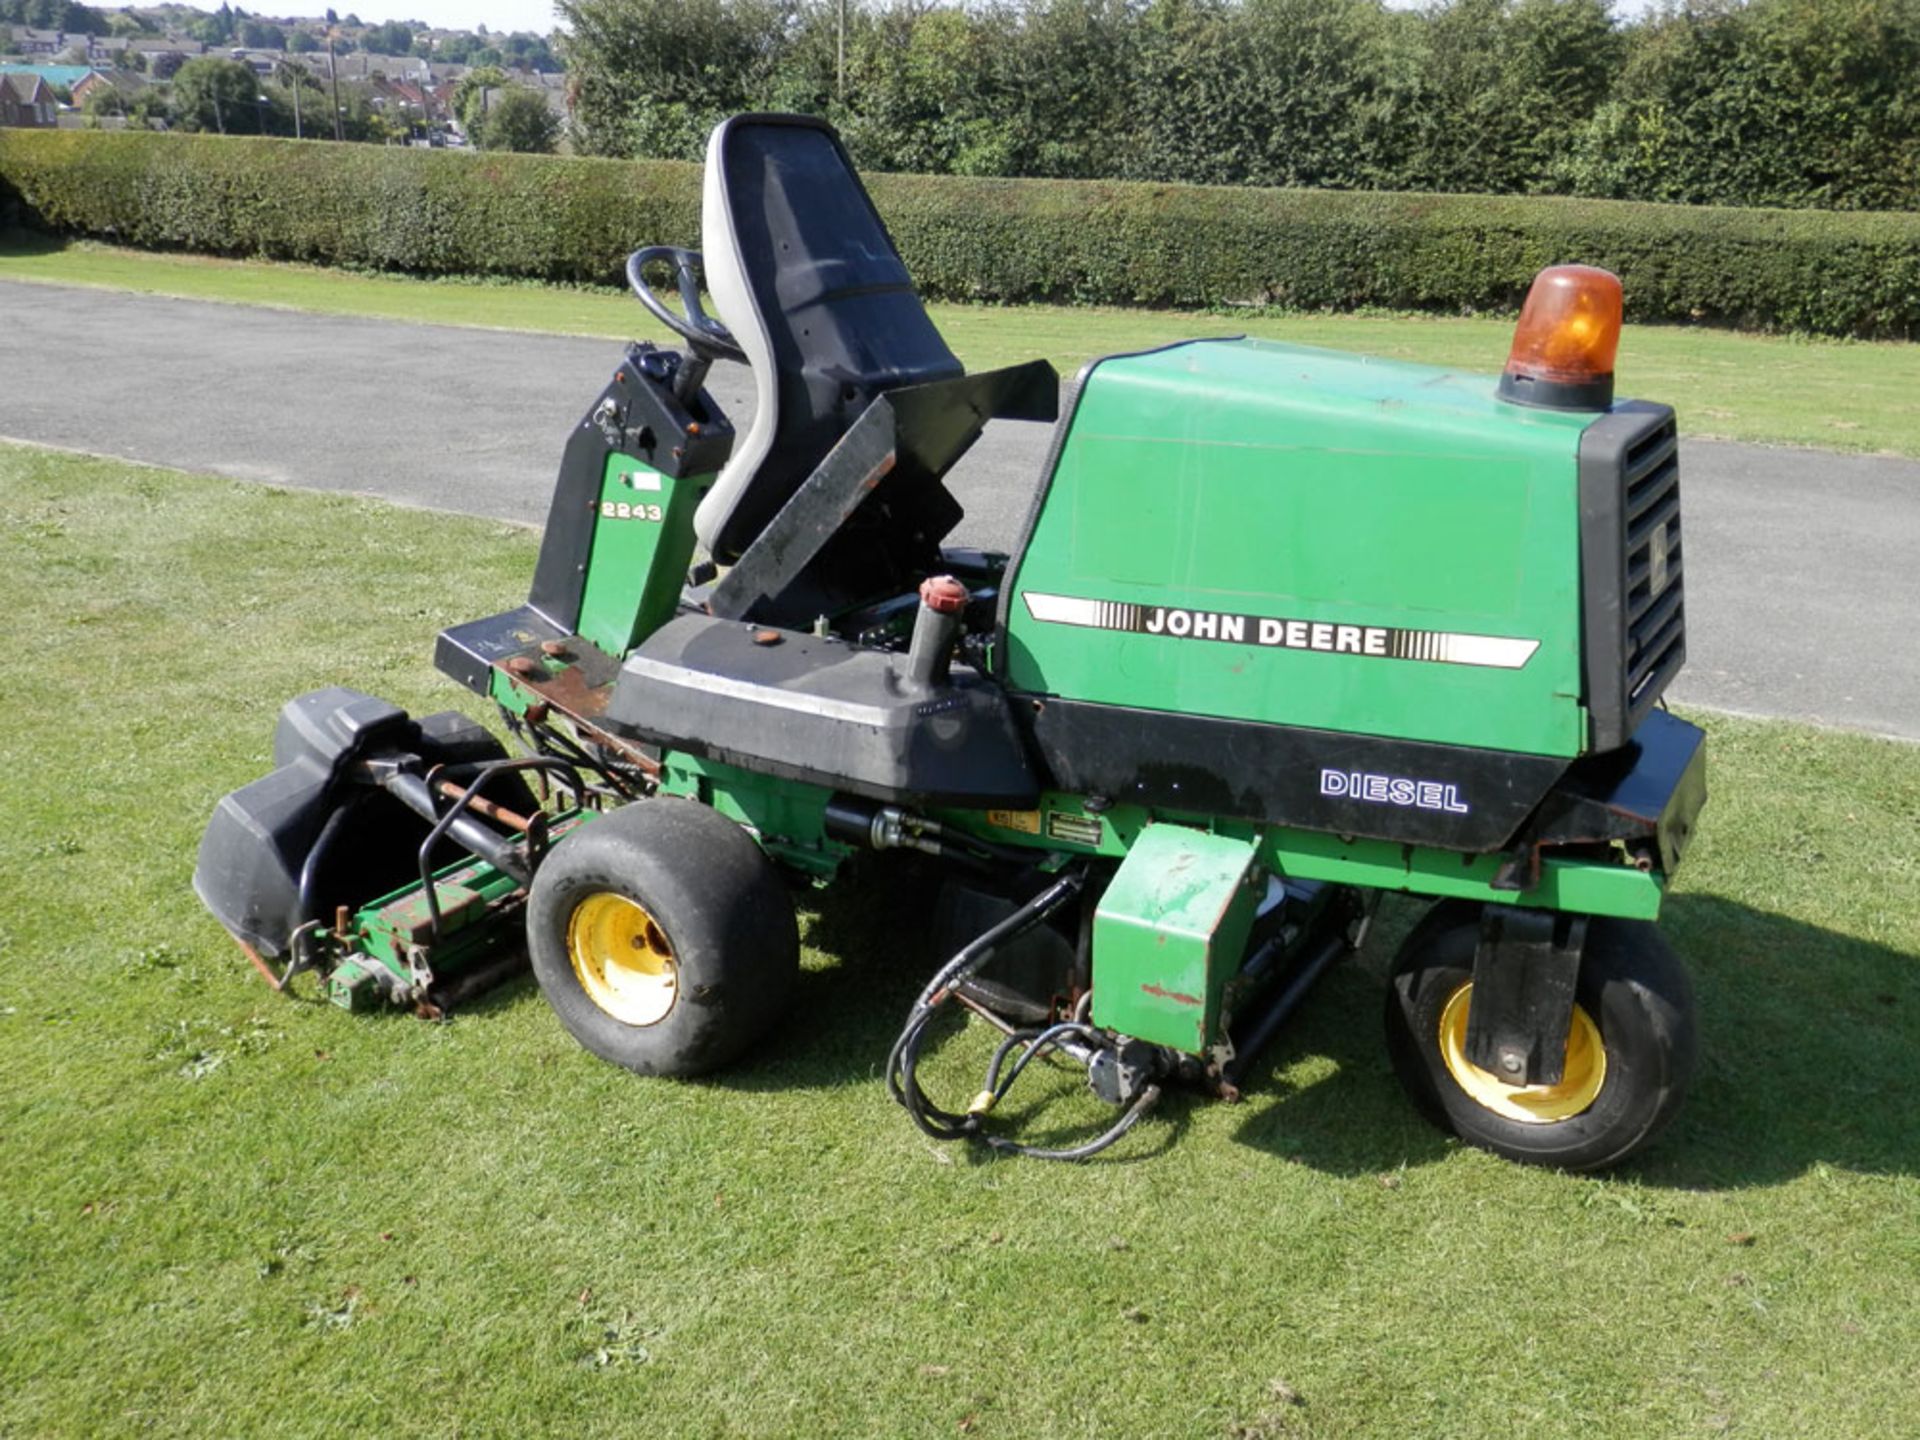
xmin=1516 ymin=708 xmax=1707 ymax=882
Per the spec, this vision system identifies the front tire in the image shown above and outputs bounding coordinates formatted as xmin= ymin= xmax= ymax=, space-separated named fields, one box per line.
xmin=527 ymin=799 xmax=799 ymax=1077
xmin=1384 ymin=903 xmax=1695 ymax=1171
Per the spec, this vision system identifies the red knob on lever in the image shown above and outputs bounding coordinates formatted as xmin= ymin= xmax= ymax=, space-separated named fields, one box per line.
xmin=919 ymin=575 xmax=969 ymax=616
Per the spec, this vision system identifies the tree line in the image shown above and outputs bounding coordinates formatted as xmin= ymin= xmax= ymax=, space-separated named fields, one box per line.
xmin=0 ymin=0 xmax=110 ymax=34
xmin=73 ymin=55 xmax=561 ymax=152
xmin=557 ymin=0 xmax=1920 ymax=212
xmin=0 ymin=1 xmax=560 ymax=73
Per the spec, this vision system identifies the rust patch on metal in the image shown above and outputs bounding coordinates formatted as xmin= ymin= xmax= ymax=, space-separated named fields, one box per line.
xmin=381 ymin=882 xmax=485 ymax=946
xmin=236 ymin=937 xmax=281 ymax=990
xmin=860 ymin=452 xmax=897 ymax=491
xmin=493 ymin=636 xmax=663 ymax=777
xmin=436 ymin=780 xmax=533 ymax=833
xmin=509 ymin=654 xmax=609 ymax=718
xmin=1141 ymin=982 xmax=1203 ymax=1007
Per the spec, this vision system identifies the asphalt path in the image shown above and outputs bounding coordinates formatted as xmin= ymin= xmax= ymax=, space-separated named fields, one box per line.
xmin=4 ymin=281 xmax=1915 ymax=739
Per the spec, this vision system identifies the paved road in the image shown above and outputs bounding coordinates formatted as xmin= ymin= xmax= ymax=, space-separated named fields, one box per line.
xmin=4 ymin=281 xmax=1916 ymax=739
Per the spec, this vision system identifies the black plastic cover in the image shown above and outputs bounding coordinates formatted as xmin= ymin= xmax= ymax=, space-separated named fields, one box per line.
xmin=602 ymin=613 xmax=1039 ymax=807
xmin=195 ymin=757 xmax=336 ymax=956
xmin=1023 ymin=698 xmax=1569 ymax=853
xmin=1515 ymin=707 xmax=1707 ymax=875
xmin=195 ymin=690 xmax=519 ymax=958
xmin=273 ymin=687 xmax=411 ymax=778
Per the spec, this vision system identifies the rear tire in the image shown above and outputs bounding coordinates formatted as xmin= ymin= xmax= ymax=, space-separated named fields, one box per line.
xmin=527 ymin=799 xmax=798 ymax=1077
xmin=1384 ymin=902 xmax=1695 ymax=1171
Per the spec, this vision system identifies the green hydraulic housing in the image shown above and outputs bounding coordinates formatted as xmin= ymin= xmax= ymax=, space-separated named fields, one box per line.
xmin=1091 ymin=824 xmax=1263 ymax=1052
xmin=1003 ymin=339 xmax=1599 ymax=758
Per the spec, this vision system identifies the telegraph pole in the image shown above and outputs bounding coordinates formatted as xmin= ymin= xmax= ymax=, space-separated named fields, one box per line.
xmin=326 ymin=34 xmax=344 ymax=140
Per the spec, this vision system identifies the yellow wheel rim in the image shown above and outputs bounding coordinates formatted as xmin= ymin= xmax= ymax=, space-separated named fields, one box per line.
xmin=1437 ymin=982 xmax=1606 ymax=1124
xmin=567 ymin=891 xmax=678 ymax=1027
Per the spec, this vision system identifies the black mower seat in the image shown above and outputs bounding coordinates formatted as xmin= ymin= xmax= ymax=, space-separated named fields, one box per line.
xmin=694 ymin=113 xmax=965 ymax=564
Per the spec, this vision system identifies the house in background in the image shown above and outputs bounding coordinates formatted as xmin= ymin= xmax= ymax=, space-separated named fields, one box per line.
xmin=128 ymin=39 xmax=204 ymax=80
xmin=70 ymin=68 xmax=146 ymax=110
xmin=11 ymin=27 xmax=64 ymax=55
xmin=0 ymin=62 xmax=98 ymax=94
xmin=0 ymin=71 xmax=56 ymax=128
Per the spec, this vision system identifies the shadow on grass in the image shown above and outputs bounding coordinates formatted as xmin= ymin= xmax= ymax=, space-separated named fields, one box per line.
xmin=698 ymin=853 xmax=1195 ymax=1162
xmin=432 ymin=856 xmax=1915 ymax=1186
xmin=1221 ymin=892 xmax=1917 ymax=1189
xmin=1637 ymin=892 xmax=1916 ymax=1191
xmin=700 ymin=852 xmax=945 ymax=1095
xmin=0 ymin=226 xmax=67 ymax=259
xmin=773 ymin=875 xmax=1919 ymax=1188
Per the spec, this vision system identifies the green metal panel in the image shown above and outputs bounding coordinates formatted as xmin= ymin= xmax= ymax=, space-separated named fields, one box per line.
xmin=575 ymin=454 xmax=706 ymax=658
xmin=1004 ymin=339 xmax=1596 ymax=757
xmin=1091 ymin=822 xmax=1262 ymax=1052
xmin=656 ymin=751 xmax=851 ymax=878
xmin=939 ymin=796 xmax=1665 ymax=921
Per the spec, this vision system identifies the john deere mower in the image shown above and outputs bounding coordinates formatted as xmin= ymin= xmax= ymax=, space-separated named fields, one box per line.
xmin=196 ymin=113 xmax=1704 ymax=1170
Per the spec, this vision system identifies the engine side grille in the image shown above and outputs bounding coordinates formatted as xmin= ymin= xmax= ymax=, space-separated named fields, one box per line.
xmin=1578 ymin=403 xmax=1687 ymax=753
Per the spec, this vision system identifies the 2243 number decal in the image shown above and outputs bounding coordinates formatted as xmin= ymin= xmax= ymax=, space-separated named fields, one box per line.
xmin=601 ymin=501 xmax=663 ymax=522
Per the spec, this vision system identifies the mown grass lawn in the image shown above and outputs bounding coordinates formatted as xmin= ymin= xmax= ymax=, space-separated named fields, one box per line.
xmin=1 ymin=442 xmax=1915 ymax=1438
xmin=5 ymin=233 xmax=1920 ymax=460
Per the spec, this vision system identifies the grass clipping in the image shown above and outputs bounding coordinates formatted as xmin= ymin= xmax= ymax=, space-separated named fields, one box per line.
xmin=0 ymin=442 xmax=1916 ymax=1439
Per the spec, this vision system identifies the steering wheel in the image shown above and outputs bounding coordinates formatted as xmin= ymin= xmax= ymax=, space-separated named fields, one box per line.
xmin=626 ymin=246 xmax=746 ymax=364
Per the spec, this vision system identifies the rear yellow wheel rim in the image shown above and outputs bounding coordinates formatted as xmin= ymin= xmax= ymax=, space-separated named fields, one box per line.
xmin=1437 ymin=982 xmax=1606 ymax=1124
xmin=568 ymin=891 xmax=678 ymax=1027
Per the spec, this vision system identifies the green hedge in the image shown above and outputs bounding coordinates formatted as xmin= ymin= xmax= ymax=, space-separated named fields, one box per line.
xmin=5 ymin=129 xmax=1920 ymax=337
xmin=0 ymin=132 xmax=704 ymax=282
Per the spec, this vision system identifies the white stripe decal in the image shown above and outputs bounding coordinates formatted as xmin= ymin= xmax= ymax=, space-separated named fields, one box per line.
xmin=1020 ymin=592 xmax=1538 ymax=670
xmin=1435 ymin=633 xmax=1540 ymax=668
xmin=1023 ymin=592 xmax=1108 ymax=628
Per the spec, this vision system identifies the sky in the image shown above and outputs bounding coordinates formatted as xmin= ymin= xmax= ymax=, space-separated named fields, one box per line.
xmin=342 ymin=0 xmax=563 ymax=34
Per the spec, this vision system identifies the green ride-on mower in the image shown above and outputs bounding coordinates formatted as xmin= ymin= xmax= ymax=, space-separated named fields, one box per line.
xmin=196 ymin=113 xmax=1704 ymax=1170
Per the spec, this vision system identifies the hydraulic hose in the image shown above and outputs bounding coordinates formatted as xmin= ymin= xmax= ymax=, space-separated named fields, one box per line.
xmin=886 ymin=867 xmax=1163 ymax=1162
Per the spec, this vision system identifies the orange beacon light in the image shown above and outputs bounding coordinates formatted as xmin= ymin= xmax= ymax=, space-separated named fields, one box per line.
xmin=1496 ymin=264 xmax=1623 ymax=412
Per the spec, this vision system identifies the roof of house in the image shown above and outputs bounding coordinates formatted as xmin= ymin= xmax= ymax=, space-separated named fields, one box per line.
xmin=1 ymin=71 xmax=53 ymax=102
xmin=74 ymin=67 xmax=147 ymax=94
xmin=323 ymin=51 xmax=429 ymax=80
xmin=0 ymin=63 xmax=97 ymax=89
